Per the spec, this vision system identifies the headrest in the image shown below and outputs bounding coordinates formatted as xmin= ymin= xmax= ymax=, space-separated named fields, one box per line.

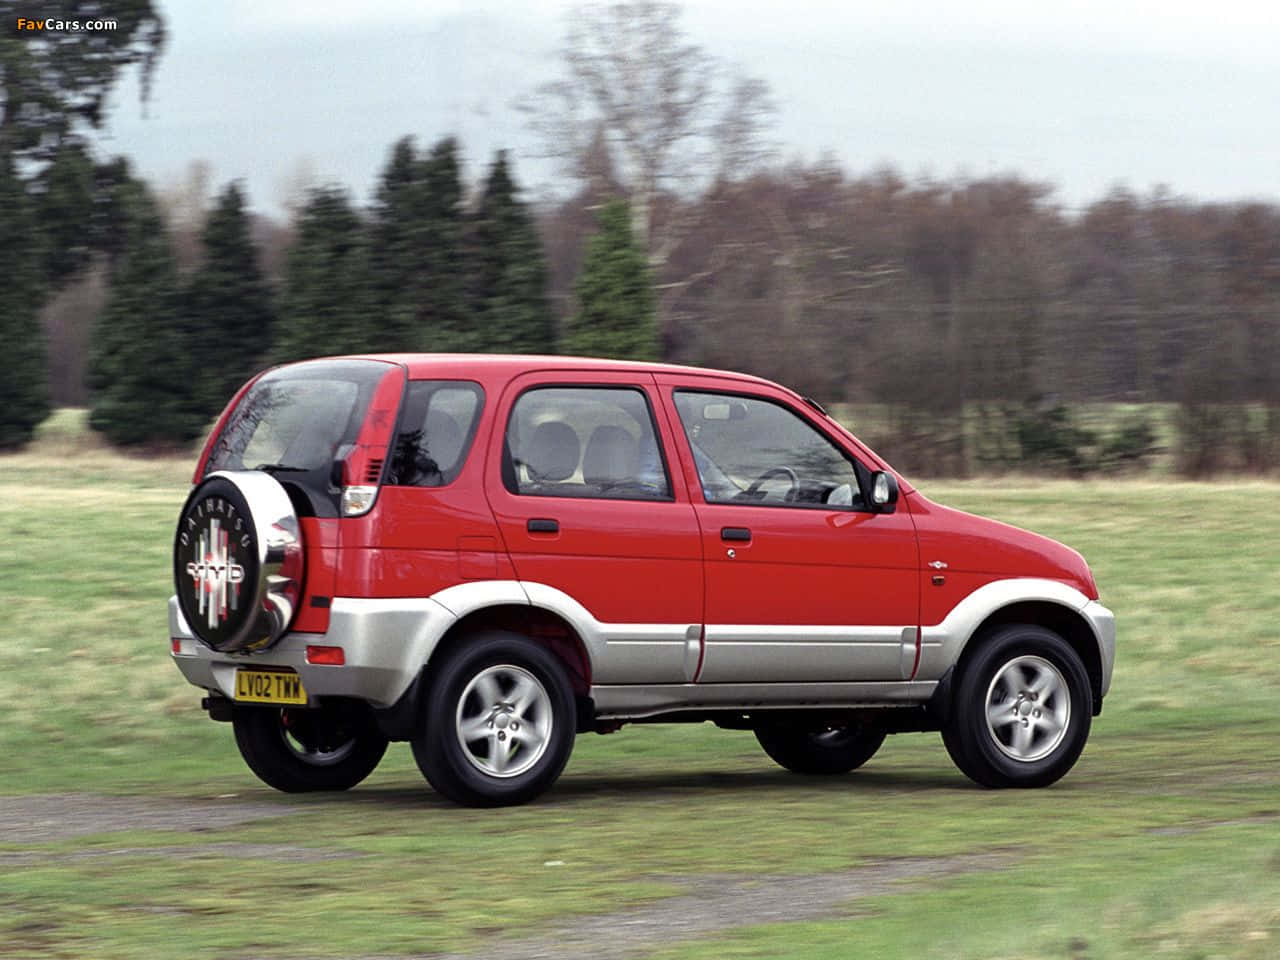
xmin=583 ymin=425 xmax=638 ymax=485
xmin=525 ymin=421 xmax=580 ymax=482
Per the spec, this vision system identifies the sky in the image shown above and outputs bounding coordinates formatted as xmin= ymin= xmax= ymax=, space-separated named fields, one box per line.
xmin=99 ymin=0 xmax=1280 ymax=219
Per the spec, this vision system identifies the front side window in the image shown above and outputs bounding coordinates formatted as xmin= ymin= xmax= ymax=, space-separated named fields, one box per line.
xmin=505 ymin=387 xmax=671 ymax=500
xmin=673 ymin=391 xmax=866 ymax=509
xmin=388 ymin=381 xmax=484 ymax=487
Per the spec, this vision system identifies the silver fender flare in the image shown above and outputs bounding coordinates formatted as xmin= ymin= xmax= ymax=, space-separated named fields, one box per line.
xmin=916 ymin=578 xmax=1115 ymax=697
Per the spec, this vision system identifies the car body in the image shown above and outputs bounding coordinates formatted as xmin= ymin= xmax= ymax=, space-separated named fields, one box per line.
xmin=170 ymin=354 xmax=1115 ymax=805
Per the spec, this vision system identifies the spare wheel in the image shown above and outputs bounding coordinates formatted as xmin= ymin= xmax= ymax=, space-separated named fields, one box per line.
xmin=173 ymin=471 xmax=304 ymax=653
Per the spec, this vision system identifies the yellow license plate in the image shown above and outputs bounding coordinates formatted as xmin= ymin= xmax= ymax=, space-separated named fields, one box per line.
xmin=234 ymin=669 xmax=307 ymax=705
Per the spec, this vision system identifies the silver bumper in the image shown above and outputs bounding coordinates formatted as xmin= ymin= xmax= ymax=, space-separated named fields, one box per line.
xmin=168 ymin=595 xmax=456 ymax=707
xmin=1082 ymin=600 xmax=1117 ymax=699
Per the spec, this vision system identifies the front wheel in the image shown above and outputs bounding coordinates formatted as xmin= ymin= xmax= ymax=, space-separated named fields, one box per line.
xmin=755 ymin=718 xmax=886 ymax=775
xmin=412 ymin=632 xmax=576 ymax=807
xmin=942 ymin=624 xmax=1092 ymax=788
xmin=232 ymin=701 xmax=388 ymax=793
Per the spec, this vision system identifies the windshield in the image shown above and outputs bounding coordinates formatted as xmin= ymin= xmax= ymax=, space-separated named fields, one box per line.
xmin=206 ymin=359 xmax=395 ymax=478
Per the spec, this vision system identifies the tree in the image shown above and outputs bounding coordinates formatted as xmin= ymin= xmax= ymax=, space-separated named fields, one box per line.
xmin=561 ymin=199 xmax=656 ymax=359
xmin=186 ymin=182 xmax=276 ymax=412
xmin=0 ymin=155 xmax=50 ymax=448
xmin=467 ymin=151 xmax=554 ymax=353
xmin=274 ymin=186 xmax=376 ymax=362
xmin=418 ymin=138 xmax=469 ymax=350
xmin=367 ymin=136 xmax=469 ymax=351
xmin=524 ymin=1 xmax=774 ymax=255
xmin=0 ymin=1 xmax=165 ymax=166
xmin=369 ymin=136 xmax=427 ymax=351
xmin=88 ymin=173 xmax=206 ymax=445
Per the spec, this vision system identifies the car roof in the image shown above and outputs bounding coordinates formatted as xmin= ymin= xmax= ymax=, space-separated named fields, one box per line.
xmin=327 ymin=353 xmax=789 ymax=391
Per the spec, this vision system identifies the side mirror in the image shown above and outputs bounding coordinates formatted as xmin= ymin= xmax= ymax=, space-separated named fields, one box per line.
xmin=869 ymin=471 xmax=899 ymax=513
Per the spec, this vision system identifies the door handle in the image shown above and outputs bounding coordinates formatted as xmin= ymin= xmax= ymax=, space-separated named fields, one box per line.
xmin=720 ymin=527 xmax=751 ymax=542
xmin=527 ymin=518 xmax=559 ymax=534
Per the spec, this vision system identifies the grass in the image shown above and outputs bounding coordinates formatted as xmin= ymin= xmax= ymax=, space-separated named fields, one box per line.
xmin=1 ymin=410 xmax=1279 ymax=958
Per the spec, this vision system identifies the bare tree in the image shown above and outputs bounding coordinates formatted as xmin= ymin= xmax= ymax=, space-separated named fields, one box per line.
xmin=522 ymin=1 xmax=775 ymax=261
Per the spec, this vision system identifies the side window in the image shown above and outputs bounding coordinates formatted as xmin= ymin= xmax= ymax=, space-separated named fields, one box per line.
xmin=505 ymin=387 xmax=671 ymax=501
xmin=673 ymin=391 xmax=866 ymax=510
xmin=387 ymin=381 xmax=484 ymax=487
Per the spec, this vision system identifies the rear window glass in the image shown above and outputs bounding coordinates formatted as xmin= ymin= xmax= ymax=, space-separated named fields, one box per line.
xmin=387 ymin=381 xmax=485 ymax=486
xmin=206 ymin=359 xmax=393 ymax=476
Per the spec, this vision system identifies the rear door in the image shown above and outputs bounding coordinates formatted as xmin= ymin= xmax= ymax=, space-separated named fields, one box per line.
xmin=483 ymin=371 xmax=703 ymax=685
xmin=657 ymin=376 xmax=920 ymax=683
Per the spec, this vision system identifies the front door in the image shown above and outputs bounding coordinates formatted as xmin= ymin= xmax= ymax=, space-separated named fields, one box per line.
xmin=658 ymin=378 xmax=920 ymax=683
xmin=484 ymin=371 xmax=703 ymax=685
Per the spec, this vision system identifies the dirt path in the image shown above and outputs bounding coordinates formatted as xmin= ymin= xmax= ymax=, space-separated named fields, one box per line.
xmin=376 ymin=853 xmax=1010 ymax=960
xmin=1 ymin=793 xmax=1007 ymax=960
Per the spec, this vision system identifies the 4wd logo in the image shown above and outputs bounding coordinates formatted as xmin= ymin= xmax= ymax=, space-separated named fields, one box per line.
xmin=180 ymin=498 xmax=250 ymax=629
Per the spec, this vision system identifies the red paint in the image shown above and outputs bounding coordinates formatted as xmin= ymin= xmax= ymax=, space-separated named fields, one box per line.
xmin=201 ymin=354 xmax=1100 ymax=650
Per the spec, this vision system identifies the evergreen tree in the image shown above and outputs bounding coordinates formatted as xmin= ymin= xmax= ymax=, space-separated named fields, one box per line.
xmin=0 ymin=156 xmax=51 ymax=449
xmin=275 ymin=187 xmax=376 ymax=362
xmin=186 ymin=182 xmax=275 ymax=412
xmin=467 ymin=151 xmax=554 ymax=353
xmin=561 ymin=199 xmax=657 ymax=360
xmin=418 ymin=137 xmax=469 ymax=351
xmin=369 ymin=136 xmax=429 ymax=351
xmin=88 ymin=175 xmax=206 ymax=445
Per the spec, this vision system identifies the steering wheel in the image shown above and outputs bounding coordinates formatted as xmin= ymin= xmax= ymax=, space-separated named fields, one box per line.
xmin=744 ymin=466 xmax=799 ymax=500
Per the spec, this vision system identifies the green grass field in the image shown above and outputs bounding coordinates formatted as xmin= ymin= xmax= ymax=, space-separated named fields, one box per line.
xmin=1 ymin=410 xmax=1278 ymax=959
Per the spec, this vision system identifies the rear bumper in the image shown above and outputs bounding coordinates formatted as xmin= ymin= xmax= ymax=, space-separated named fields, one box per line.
xmin=168 ymin=595 xmax=455 ymax=707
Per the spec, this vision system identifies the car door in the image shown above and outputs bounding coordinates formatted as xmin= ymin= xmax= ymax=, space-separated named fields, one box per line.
xmin=657 ymin=376 xmax=920 ymax=683
xmin=483 ymin=370 xmax=703 ymax=685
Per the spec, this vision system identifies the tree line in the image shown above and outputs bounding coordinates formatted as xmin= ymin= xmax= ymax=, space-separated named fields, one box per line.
xmin=3 ymin=0 xmax=1277 ymax=475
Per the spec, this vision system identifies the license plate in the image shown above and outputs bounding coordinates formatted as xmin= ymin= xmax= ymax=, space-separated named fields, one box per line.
xmin=234 ymin=669 xmax=307 ymax=705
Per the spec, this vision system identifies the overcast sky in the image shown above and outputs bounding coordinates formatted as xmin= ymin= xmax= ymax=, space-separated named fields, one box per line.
xmin=99 ymin=0 xmax=1280 ymax=219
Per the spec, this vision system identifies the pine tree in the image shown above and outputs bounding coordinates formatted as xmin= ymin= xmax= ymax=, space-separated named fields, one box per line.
xmin=418 ymin=138 xmax=469 ymax=351
xmin=467 ymin=151 xmax=554 ymax=354
xmin=561 ymin=199 xmax=657 ymax=360
xmin=275 ymin=186 xmax=376 ymax=362
xmin=186 ymin=182 xmax=275 ymax=412
xmin=369 ymin=136 xmax=427 ymax=351
xmin=88 ymin=175 xmax=206 ymax=445
xmin=0 ymin=156 xmax=51 ymax=449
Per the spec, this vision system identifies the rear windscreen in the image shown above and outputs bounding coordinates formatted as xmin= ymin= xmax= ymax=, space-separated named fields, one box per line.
xmin=206 ymin=359 xmax=395 ymax=477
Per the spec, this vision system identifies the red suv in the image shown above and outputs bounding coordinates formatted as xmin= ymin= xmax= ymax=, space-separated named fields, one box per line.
xmin=170 ymin=355 xmax=1115 ymax=806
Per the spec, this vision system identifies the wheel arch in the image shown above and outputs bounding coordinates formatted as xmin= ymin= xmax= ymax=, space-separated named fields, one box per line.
xmin=960 ymin=602 xmax=1103 ymax=715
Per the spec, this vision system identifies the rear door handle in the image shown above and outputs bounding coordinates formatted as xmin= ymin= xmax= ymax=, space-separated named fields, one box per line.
xmin=527 ymin=518 xmax=559 ymax=534
xmin=720 ymin=527 xmax=752 ymax=542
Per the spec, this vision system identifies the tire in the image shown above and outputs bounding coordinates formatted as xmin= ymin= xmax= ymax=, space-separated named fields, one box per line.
xmin=411 ymin=632 xmax=576 ymax=807
xmin=755 ymin=717 xmax=886 ymax=775
xmin=232 ymin=701 xmax=388 ymax=793
xmin=942 ymin=624 xmax=1092 ymax=788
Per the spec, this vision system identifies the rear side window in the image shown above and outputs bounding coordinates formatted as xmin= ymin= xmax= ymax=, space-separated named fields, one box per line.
xmin=504 ymin=386 xmax=671 ymax=500
xmin=387 ymin=381 xmax=484 ymax=487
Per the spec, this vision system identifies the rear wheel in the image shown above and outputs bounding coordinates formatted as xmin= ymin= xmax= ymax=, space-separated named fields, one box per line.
xmin=412 ymin=632 xmax=576 ymax=807
xmin=755 ymin=717 xmax=886 ymax=775
xmin=942 ymin=624 xmax=1092 ymax=788
xmin=232 ymin=701 xmax=388 ymax=792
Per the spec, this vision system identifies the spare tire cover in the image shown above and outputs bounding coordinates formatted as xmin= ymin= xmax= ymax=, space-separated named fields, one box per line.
xmin=173 ymin=471 xmax=303 ymax=653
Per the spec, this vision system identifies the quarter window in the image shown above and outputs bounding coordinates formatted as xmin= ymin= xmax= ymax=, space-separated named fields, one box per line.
xmin=387 ymin=381 xmax=484 ymax=487
xmin=505 ymin=387 xmax=671 ymax=500
xmin=673 ymin=391 xmax=866 ymax=509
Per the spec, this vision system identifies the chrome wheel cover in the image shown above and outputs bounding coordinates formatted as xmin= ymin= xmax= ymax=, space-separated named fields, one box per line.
xmin=455 ymin=664 xmax=553 ymax=778
xmin=984 ymin=655 xmax=1071 ymax=762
